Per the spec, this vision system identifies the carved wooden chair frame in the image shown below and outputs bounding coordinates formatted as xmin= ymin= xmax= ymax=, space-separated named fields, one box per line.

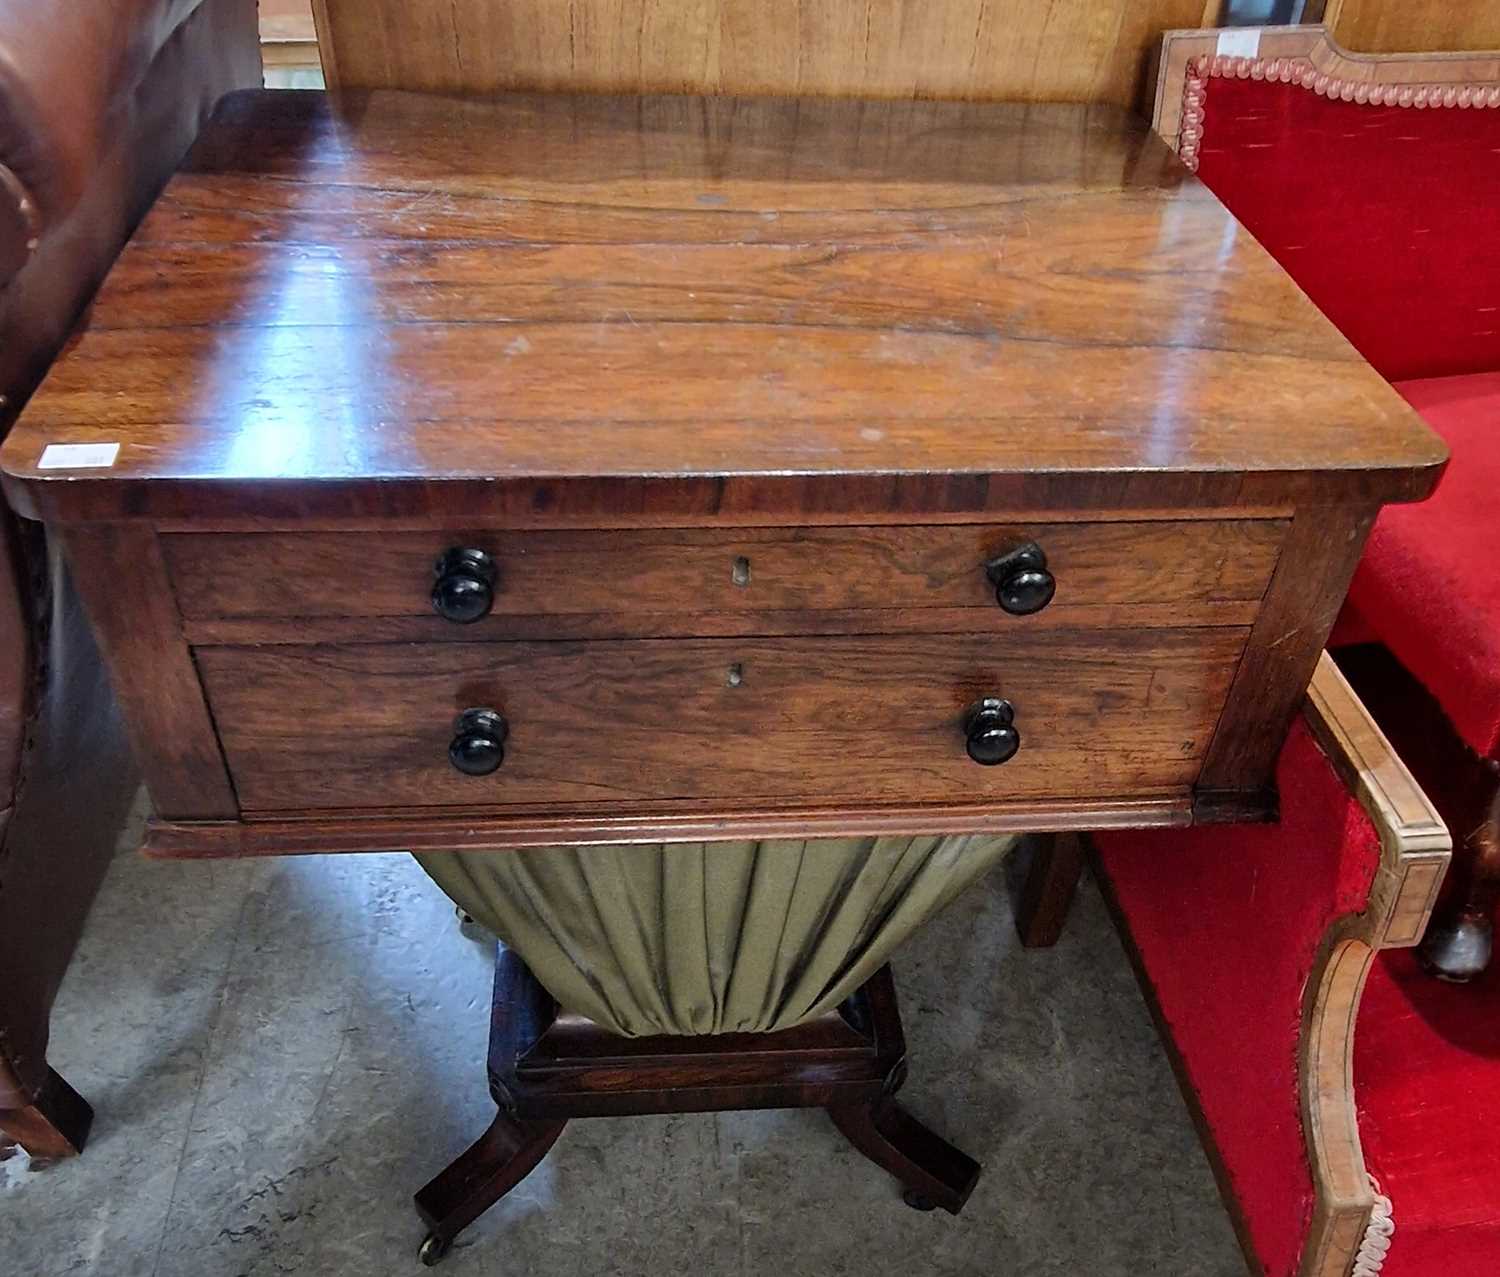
xmin=1295 ymin=655 xmax=1449 ymax=1276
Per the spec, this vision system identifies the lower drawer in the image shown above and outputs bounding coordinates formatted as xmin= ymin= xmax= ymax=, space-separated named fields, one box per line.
xmin=196 ymin=631 xmax=1246 ymax=813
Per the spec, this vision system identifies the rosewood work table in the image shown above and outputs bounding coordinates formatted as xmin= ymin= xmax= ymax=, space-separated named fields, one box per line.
xmin=0 ymin=86 xmax=1448 ymax=1255
xmin=0 ymin=89 xmax=1447 ymax=854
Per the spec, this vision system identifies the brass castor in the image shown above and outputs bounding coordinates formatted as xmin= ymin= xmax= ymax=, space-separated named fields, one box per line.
xmin=419 ymin=1232 xmax=453 ymax=1267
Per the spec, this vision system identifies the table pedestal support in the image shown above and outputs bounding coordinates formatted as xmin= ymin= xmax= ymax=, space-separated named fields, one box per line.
xmin=413 ymin=943 xmax=979 ymax=1264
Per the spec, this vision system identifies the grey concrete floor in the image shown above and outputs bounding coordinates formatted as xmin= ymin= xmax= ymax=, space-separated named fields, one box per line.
xmin=0 ymin=803 xmax=1246 ymax=1276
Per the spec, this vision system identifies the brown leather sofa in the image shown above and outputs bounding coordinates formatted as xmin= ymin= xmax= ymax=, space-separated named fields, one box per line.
xmin=0 ymin=0 xmax=260 ymax=1160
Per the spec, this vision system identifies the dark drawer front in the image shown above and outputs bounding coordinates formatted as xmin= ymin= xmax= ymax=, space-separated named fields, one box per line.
xmin=196 ymin=630 xmax=1247 ymax=814
xmin=164 ymin=521 xmax=1284 ymax=636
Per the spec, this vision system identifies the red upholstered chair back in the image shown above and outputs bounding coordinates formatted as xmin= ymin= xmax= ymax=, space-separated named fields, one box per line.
xmin=1187 ymin=72 xmax=1500 ymax=383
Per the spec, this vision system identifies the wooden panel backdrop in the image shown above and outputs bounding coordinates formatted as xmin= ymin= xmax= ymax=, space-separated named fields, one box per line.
xmin=311 ymin=0 xmax=1218 ymax=105
xmin=1326 ymin=0 xmax=1500 ymax=55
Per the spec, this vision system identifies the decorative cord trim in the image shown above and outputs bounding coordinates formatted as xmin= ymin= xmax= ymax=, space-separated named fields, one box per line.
xmin=1351 ymin=1174 xmax=1396 ymax=1277
xmin=1178 ymin=53 xmax=1500 ymax=171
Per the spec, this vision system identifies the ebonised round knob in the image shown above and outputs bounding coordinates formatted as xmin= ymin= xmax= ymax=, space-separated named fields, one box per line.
xmin=432 ymin=548 xmax=497 ymax=624
xmin=984 ymin=542 xmax=1055 ymax=616
xmin=964 ymin=697 xmax=1020 ymax=767
xmin=449 ymin=708 xmax=508 ymax=776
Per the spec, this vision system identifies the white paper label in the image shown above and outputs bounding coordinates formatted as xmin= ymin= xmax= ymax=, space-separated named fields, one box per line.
xmin=37 ymin=442 xmax=120 ymax=470
xmin=1216 ymin=28 xmax=1261 ymax=58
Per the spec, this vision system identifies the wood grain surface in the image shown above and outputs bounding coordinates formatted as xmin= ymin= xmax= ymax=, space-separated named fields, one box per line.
xmin=162 ymin=520 xmax=1285 ymax=629
xmin=310 ymin=0 xmax=1214 ymax=107
xmin=0 ymin=90 xmax=1444 ymax=524
xmin=59 ymin=526 xmax=238 ymax=820
xmin=1197 ymin=505 xmax=1375 ymax=805
xmin=1326 ymin=0 xmax=1500 ymax=55
xmin=195 ymin=629 xmax=1246 ymax=812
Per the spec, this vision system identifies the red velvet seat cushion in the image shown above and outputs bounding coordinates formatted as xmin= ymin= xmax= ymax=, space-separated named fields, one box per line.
xmin=1193 ymin=76 xmax=1500 ymax=383
xmin=1346 ymin=372 xmax=1500 ymax=758
xmin=1357 ymin=949 xmax=1500 ymax=1277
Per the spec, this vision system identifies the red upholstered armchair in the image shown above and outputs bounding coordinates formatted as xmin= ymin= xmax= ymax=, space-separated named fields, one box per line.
xmin=1154 ymin=25 xmax=1500 ymax=981
xmin=0 ymin=0 xmax=261 ymax=1160
xmin=1008 ymin=27 xmax=1500 ymax=1275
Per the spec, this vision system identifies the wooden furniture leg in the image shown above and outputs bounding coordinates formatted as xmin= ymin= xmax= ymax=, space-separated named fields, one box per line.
xmin=1014 ymin=831 xmax=1086 ymax=948
xmin=0 ymin=1067 xmax=94 ymax=1163
xmin=1419 ymin=770 xmax=1500 ymax=981
xmin=413 ymin=1111 xmax=566 ymax=1266
xmin=827 ymin=1095 xmax=981 ymax=1215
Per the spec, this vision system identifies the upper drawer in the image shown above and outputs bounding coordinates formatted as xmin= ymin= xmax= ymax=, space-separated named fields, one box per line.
xmin=164 ymin=521 xmax=1284 ymax=636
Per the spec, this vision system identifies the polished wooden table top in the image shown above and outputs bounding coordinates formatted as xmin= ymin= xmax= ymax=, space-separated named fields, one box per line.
xmin=0 ymin=88 xmax=1443 ymax=524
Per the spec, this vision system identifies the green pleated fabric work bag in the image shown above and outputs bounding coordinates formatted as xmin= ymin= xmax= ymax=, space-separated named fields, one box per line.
xmin=416 ymin=833 xmax=1018 ymax=1037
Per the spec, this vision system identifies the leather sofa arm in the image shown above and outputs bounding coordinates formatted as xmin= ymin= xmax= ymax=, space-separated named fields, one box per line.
xmin=0 ymin=0 xmax=222 ymax=289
